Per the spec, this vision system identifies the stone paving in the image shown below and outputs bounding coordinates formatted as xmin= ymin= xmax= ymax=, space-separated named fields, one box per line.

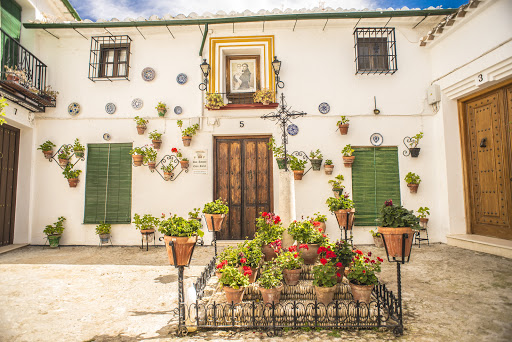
xmin=0 ymin=243 xmax=511 ymax=341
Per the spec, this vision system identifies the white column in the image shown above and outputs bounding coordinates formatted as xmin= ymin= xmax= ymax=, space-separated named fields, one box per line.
xmin=278 ymin=170 xmax=296 ymax=248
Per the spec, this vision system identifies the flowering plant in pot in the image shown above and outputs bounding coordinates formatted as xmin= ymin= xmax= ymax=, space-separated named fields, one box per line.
xmin=188 ymin=207 xmax=201 ymax=221
xmin=342 ymin=144 xmax=355 ymax=167
xmin=62 ymin=164 xmax=82 ymax=188
xmin=289 ymin=155 xmax=307 ymax=180
xmin=219 ymin=265 xmax=250 ymax=304
xmin=404 ymin=172 xmax=421 ymax=193
xmin=143 ymin=146 xmax=158 ymax=171
xmin=267 ymin=137 xmax=287 ymax=170
xmin=58 ymin=145 xmax=72 ymax=167
xmin=254 ymin=212 xmax=284 ymax=261
xmin=129 ymin=146 xmax=146 ymax=166
xmin=328 ymin=174 xmax=345 ymax=198
xmin=133 ymin=213 xmax=158 ymax=234
xmin=95 ymin=223 xmax=112 ymax=244
xmin=417 ymin=206 xmax=430 ymax=225
xmin=202 ymin=198 xmax=229 ymax=231
xmin=134 ymin=116 xmax=148 ymax=135
xmin=326 ymin=195 xmax=355 ymax=228
xmin=38 ymin=140 xmax=56 ymax=159
xmin=378 ymin=199 xmax=420 ymax=259
xmin=330 ymin=240 xmax=355 ymax=282
xmin=347 ymin=250 xmax=383 ymax=303
xmin=149 ymin=130 xmax=163 ymax=150
xmin=155 ymin=101 xmax=167 ymax=117
xmin=216 ymin=246 xmax=239 ymax=277
xmin=312 ymin=260 xmax=337 ymax=306
xmin=258 ymin=262 xmax=284 ymax=304
xmin=309 ymin=149 xmax=323 ymax=171
xmin=337 ymin=116 xmax=350 ymax=135
xmin=205 ymin=92 xmax=226 ymax=110
xmin=43 ymin=216 xmax=66 ymax=248
xmin=308 ymin=212 xmax=327 ymax=232
xmin=275 ymin=245 xmax=304 ymax=285
xmin=288 ymin=220 xmax=328 ymax=264
xmin=408 ymin=132 xmax=423 ymax=157
xmin=161 ymin=163 xmax=175 ymax=181
xmin=324 ymin=159 xmax=334 ymax=175
xmin=72 ymin=139 xmax=85 ymax=158
xmin=236 ymin=240 xmax=263 ymax=283
xmin=253 ymin=88 xmax=275 ymax=105
xmin=158 ymin=213 xmax=204 ymax=266
xmin=172 ymin=147 xmax=189 ymax=170
xmin=177 ymin=120 xmax=199 ymax=146
xmin=370 ymin=229 xmax=384 ymax=248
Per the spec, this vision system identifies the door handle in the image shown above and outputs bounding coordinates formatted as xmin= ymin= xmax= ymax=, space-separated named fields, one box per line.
xmin=479 ymin=138 xmax=487 ymax=148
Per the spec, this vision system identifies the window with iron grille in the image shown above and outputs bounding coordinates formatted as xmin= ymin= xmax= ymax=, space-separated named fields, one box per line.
xmin=354 ymin=28 xmax=397 ymax=75
xmin=89 ymin=35 xmax=131 ymax=81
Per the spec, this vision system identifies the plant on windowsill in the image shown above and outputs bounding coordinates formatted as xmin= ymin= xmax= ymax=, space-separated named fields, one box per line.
xmin=258 ymin=262 xmax=284 ymax=304
xmin=133 ymin=213 xmax=159 ymax=235
xmin=62 ymin=164 xmax=82 ymax=188
xmin=347 ymin=250 xmax=383 ymax=303
xmin=134 ymin=116 xmax=148 ymax=135
xmin=342 ymin=144 xmax=355 ymax=167
xmin=58 ymin=145 xmax=72 ymax=167
xmin=326 ymin=194 xmax=355 ymax=228
xmin=177 ymin=120 xmax=199 ymax=147
xmin=309 ymin=149 xmax=323 ymax=171
xmin=205 ymin=92 xmax=226 ymax=110
xmin=253 ymin=88 xmax=275 ymax=105
xmin=43 ymin=216 xmax=66 ymax=248
xmin=417 ymin=206 xmax=430 ymax=224
xmin=308 ymin=212 xmax=327 ymax=233
xmin=143 ymin=146 xmax=158 ymax=171
xmin=267 ymin=137 xmax=287 ymax=170
xmin=171 ymin=147 xmax=189 ymax=170
xmin=148 ymin=130 xmax=163 ymax=150
xmin=288 ymin=220 xmax=328 ymax=265
xmin=95 ymin=222 xmax=112 ymax=244
xmin=324 ymin=159 xmax=334 ymax=175
xmin=337 ymin=116 xmax=350 ymax=135
xmin=253 ymin=212 xmax=284 ymax=261
xmin=72 ymin=138 xmax=85 ymax=158
xmin=158 ymin=213 xmax=204 ymax=266
xmin=219 ymin=265 xmax=250 ymax=304
xmin=404 ymin=172 xmax=421 ymax=193
xmin=161 ymin=163 xmax=175 ymax=181
xmin=328 ymin=174 xmax=345 ymax=198
xmin=202 ymin=198 xmax=229 ymax=232
xmin=275 ymin=246 xmax=304 ymax=286
xmin=370 ymin=229 xmax=384 ymax=248
xmin=408 ymin=132 xmax=423 ymax=157
xmin=313 ymin=259 xmax=337 ymax=306
xmin=289 ymin=155 xmax=307 ymax=180
xmin=38 ymin=140 xmax=56 ymax=159
xmin=129 ymin=146 xmax=146 ymax=166
xmin=155 ymin=101 xmax=167 ymax=117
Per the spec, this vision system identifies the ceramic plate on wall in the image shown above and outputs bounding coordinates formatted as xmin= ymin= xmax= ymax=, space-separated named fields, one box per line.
xmin=176 ymin=73 xmax=188 ymax=85
xmin=318 ymin=102 xmax=330 ymax=114
xmin=287 ymin=124 xmax=299 ymax=136
xmin=131 ymin=98 xmax=143 ymax=110
xmin=141 ymin=67 xmax=155 ymax=81
xmin=103 ymin=133 xmax=111 ymax=141
xmin=68 ymin=102 xmax=80 ymax=116
xmin=105 ymin=103 xmax=116 ymax=114
xmin=370 ymin=133 xmax=384 ymax=146
xmin=174 ymin=106 xmax=183 ymax=115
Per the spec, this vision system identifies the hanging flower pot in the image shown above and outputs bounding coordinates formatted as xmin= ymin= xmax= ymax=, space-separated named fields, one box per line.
xmin=163 ymin=172 xmax=173 ymax=181
xmin=148 ymin=161 xmax=156 ymax=171
xmin=317 ymin=221 xmax=326 ymax=233
xmin=152 ymin=140 xmax=162 ymax=150
xmin=315 ymin=285 xmax=336 ymax=306
xmin=332 ymin=188 xmax=344 ymax=198
xmin=180 ymin=160 xmax=189 ymax=170
xmin=378 ymin=226 xmax=414 ymax=258
xmin=407 ymin=183 xmax=419 ymax=193
xmin=409 ymin=147 xmax=420 ymax=157
xmin=276 ymin=158 xmax=287 ymax=170
xmin=74 ymin=150 xmax=84 ymax=158
xmin=259 ymin=285 xmax=283 ymax=304
xmin=338 ymin=123 xmax=349 ymax=135
xmin=283 ymin=268 xmax=302 ymax=286
xmin=349 ymin=282 xmax=374 ymax=303
xmin=42 ymin=150 xmax=53 ymax=159
xmin=67 ymin=178 xmax=79 ymax=188
xmin=47 ymin=234 xmax=61 ymax=248
xmin=420 ymin=217 xmax=429 ymax=224
xmin=132 ymin=155 xmax=143 ymax=166
xmin=324 ymin=164 xmax=334 ymax=175
xmin=343 ymin=156 xmax=355 ymax=167
xmin=163 ymin=235 xmax=197 ymax=266
xmin=182 ymin=136 xmax=192 ymax=147
xmin=59 ymin=158 xmax=69 ymax=167
xmin=310 ymin=159 xmax=322 ymax=171
xmin=293 ymin=170 xmax=304 ymax=180
xmin=204 ymin=214 xmax=225 ymax=231
xmin=299 ymin=243 xmax=320 ymax=265
xmin=334 ymin=209 xmax=350 ymax=227
xmin=136 ymin=125 xmax=146 ymax=135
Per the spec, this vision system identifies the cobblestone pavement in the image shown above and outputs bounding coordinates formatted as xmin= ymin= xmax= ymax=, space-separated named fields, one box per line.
xmin=0 ymin=244 xmax=511 ymax=341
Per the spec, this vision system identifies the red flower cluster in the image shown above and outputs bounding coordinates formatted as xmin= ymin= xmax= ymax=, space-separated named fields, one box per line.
xmin=355 ymin=250 xmax=363 ymax=255
xmin=261 ymin=212 xmax=281 ymax=225
xmin=242 ymin=265 xmax=252 ymax=277
xmin=294 ymin=253 xmax=299 ymax=258
xmin=312 ymin=221 xmax=321 ymax=227
xmin=216 ymin=260 xmax=228 ymax=269
xmin=240 ymin=258 xmax=247 ymax=264
xmin=270 ymin=239 xmax=282 ymax=253
xmin=298 ymin=243 xmax=309 ymax=250
xmin=377 ymin=257 xmax=384 ymax=262
xmin=336 ymin=262 xmax=343 ymax=268
xmin=317 ymin=246 xmax=336 ymax=259
xmin=385 ymin=199 xmax=393 ymax=207
xmin=171 ymin=147 xmax=178 ymax=153
xmin=288 ymin=245 xmax=297 ymax=252
xmin=320 ymin=258 xmax=328 ymax=265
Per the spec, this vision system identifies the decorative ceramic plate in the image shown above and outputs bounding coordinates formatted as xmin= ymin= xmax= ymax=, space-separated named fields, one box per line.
xmin=174 ymin=106 xmax=183 ymax=115
xmin=318 ymin=102 xmax=330 ymax=114
xmin=370 ymin=133 xmax=384 ymax=146
xmin=68 ymin=102 xmax=80 ymax=116
xmin=105 ymin=103 xmax=116 ymax=114
xmin=141 ymin=67 xmax=155 ymax=81
xmin=176 ymin=73 xmax=188 ymax=85
xmin=131 ymin=98 xmax=143 ymax=110
xmin=287 ymin=124 xmax=299 ymax=136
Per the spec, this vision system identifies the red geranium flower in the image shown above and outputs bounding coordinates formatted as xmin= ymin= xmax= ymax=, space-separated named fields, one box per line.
xmin=371 ymin=260 xmax=375 ymax=264
xmin=274 ymin=216 xmax=281 ymax=223
xmin=368 ymin=252 xmax=372 ymax=257
xmin=322 ymin=234 xmax=327 ymax=238
xmin=377 ymin=257 xmax=384 ymax=262
xmin=288 ymin=245 xmax=297 ymax=252
xmin=326 ymin=251 xmax=336 ymax=259
xmin=313 ymin=221 xmax=320 ymax=227
xmin=243 ymin=265 xmax=251 ymax=271
xmin=171 ymin=147 xmax=178 ymax=153
xmin=362 ymin=270 xmax=366 ymax=273
xmin=294 ymin=253 xmax=298 ymax=258
xmin=244 ymin=269 xmax=252 ymax=276
xmin=336 ymin=273 xmax=341 ymax=278
xmin=336 ymin=262 xmax=343 ymax=268
xmin=320 ymin=258 xmax=328 ymax=265
xmin=356 ymin=250 xmax=363 ymax=255
xmin=240 ymin=258 xmax=247 ymax=264
xmin=299 ymin=244 xmax=309 ymax=250
xmin=262 ymin=212 xmax=268 ymax=217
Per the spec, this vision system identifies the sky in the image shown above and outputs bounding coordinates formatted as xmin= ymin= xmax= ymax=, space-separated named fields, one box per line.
xmin=68 ymin=0 xmax=468 ymax=21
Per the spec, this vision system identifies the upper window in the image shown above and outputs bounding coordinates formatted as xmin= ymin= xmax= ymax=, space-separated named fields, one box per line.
xmin=354 ymin=28 xmax=397 ymax=75
xmin=89 ymin=35 xmax=131 ymax=81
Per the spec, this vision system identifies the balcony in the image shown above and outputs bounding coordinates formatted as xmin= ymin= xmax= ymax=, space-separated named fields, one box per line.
xmin=0 ymin=28 xmax=56 ymax=112
xmin=206 ymin=92 xmax=278 ymax=110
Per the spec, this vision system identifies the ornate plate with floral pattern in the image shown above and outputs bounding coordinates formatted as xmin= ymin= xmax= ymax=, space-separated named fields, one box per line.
xmin=174 ymin=106 xmax=183 ymax=115
xmin=141 ymin=67 xmax=155 ymax=82
xmin=318 ymin=102 xmax=330 ymax=114
xmin=105 ymin=103 xmax=116 ymax=114
xmin=287 ymin=124 xmax=299 ymax=136
xmin=131 ymin=98 xmax=143 ymax=110
xmin=176 ymin=73 xmax=188 ymax=85
xmin=68 ymin=102 xmax=80 ymax=116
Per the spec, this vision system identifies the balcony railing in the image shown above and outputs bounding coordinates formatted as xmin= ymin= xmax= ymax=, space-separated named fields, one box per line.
xmin=0 ymin=28 xmax=55 ymax=112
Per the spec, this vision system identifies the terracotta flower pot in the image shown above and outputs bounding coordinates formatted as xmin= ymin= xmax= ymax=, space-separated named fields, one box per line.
xmin=336 ymin=266 xmax=345 ymax=283
xmin=332 ymin=188 xmax=344 ymax=198
xmin=148 ymin=161 xmax=156 ymax=171
xmin=42 ymin=150 xmax=53 ymax=159
xmin=223 ymin=286 xmax=245 ymax=304
xmin=409 ymin=147 xmax=420 ymax=157
xmin=216 ymin=271 xmax=222 ymax=279
xmin=293 ymin=170 xmax=304 ymax=180
xmin=204 ymin=213 xmax=225 ymax=232
xmin=317 ymin=222 xmax=326 ymax=233
xmin=378 ymin=226 xmax=414 ymax=259
xmin=158 ymin=109 xmax=167 ymax=117
xmin=338 ymin=124 xmax=349 ymax=135
xmin=299 ymin=243 xmax=320 ymax=265
xmin=259 ymin=284 xmax=284 ymax=304
xmin=238 ymin=266 xmax=258 ymax=283
xmin=276 ymin=158 xmax=287 ymax=170
xmin=67 ymin=178 xmax=79 ymax=188
xmin=283 ymin=268 xmax=302 ymax=286
xmin=335 ymin=209 xmax=349 ymax=227
xmin=315 ymin=285 xmax=336 ymax=306
xmin=407 ymin=183 xmax=419 ymax=193
xmin=373 ymin=235 xmax=384 ymax=248
xmin=343 ymin=156 xmax=355 ymax=167
xmin=163 ymin=235 xmax=197 ymax=266
xmin=6 ymin=74 xmax=19 ymax=82
xmin=349 ymin=282 xmax=374 ymax=303
xmin=182 ymin=136 xmax=192 ymax=147
xmin=163 ymin=172 xmax=173 ymax=181
xmin=419 ymin=218 xmax=429 ymax=224
xmin=180 ymin=160 xmax=189 ymax=169
xmin=132 ymin=155 xmax=143 ymax=166
xmin=152 ymin=140 xmax=162 ymax=149
xmin=311 ymin=159 xmax=322 ymax=171
xmin=324 ymin=164 xmax=334 ymax=175
xmin=74 ymin=150 xmax=84 ymax=159
xmin=59 ymin=158 xmax=69 ymax=167
xmin=99 ymin=233 xmax=110 ymax=244
xmin=47 ymin=234 xmax=61 ymax=248
xmin=136 ymin=125 xmax=146 ymax=135
xmin=262 ymin=244 xmax=278 ymax=261
xmin=141 ymin=228 xmax=155 ymax=234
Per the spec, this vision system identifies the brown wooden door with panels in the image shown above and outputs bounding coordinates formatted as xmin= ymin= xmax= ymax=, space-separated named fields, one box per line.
xmin=0 ymin=124 xmax=19 ymax=246
xmin=214 ymin=136 xmax=273 ymax=240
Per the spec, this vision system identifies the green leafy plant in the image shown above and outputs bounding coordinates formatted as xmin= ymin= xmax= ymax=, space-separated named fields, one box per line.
xmin=288 ymin=220 xmax=327 ymax=244
xmin=369 ymin=229 xmax=381 ymax=238
xmin=408 ymin=132 xmax=424 ymax=148
xmin=161 ymin=163 xmax=175 ymax=173
xmin=58 ymin=145 xmax=72 ymax=160
xmin=203 ymin=198 xmax=229 ymax=214
xmin=417 ymin=207 xmax=430 ymax=219
xmin=332 ymin=240 xmax=355 ymax=267
xmin=158 ymin=214 xmax=204 ymax=237
xmin=289 ymin=155 xmax=307 ymax=171
xmin=177 ymin=120 xmax=200 ymax=137
xmin=337 ymin=116 xmax=349 ymax=125
xmin=38 ymin=140 xmax=56 ymax=152
xmin=155 ymin=102 xmax=167 ymax=112
xmin=347 ymin=250 xmax=382 ymax=286
xmin=143 ymin=146 xmax=158 ymax=163
xmin=313 ymin=263 xmax=337 ymax=288
xmin=0 ymin=97 xmax=8 ymax=125
xmin=325 ymin=196 xmax=354 ymax=212
xmin=43 ymin=216 xmax=66 ymax=236
xmin=258 ymin=262 xmax=283 ymax=289
xmin=134 ymin=116 xmax=148 ymax=126
xmin=217 ymin=246 xmax=239 ymax=268
xmin=328 ymin=174 xmax=345 ymax=189
xmin=62 ymin=164 xmax=82 ymax=179
xmin=129 ymin=146 xmax=146 ymax=156
xmin=253 ymin=212 xmax=284 ymax=245
xmin=41 ymin=85 xmax=59 ymax=99
xmin=219 ymin=266 xmax=249 ymax=289
xmin=237 ymin=240 xmax=264 ymax=268
xmin=253 ymin=88 xmax=275 ymax=104
xmin=310 ymin=212 xmax=327 ymax=223
xmin=404 ymin=172 xmax=421 ymax=185
xmin=72 ymin=138 xmax=85 ymax=152
xmin=148 ymin=130 xmax=162 ymax=141
xmin=325 ymin=159 xmax=333 ymax=165
xmin=275 ymin=247 xmax=303 ymax=270
xmin=309 ymin=149 xmax=323 ymax=160
xmin=95 ymin=223 xmax=111 ymax=235
xmin=341 ymin=144 xmax=354 ymax=157
xmin=205 ymin=92 xmax=226 ymax=110
xmin=133 ymin=213 xmax=158 ymax=231
xmin=379 ymin=200 xmax=420 ymax=229
xmin=267 ymin=137 xmax=286 ymax=159
xmin=188 ymin=208 xmax=201 ymax=219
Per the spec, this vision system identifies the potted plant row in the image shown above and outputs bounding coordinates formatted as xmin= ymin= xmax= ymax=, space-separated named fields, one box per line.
xmin=43 ymin=216 xmax=66 ymax=248
xmin=405 ymin=172 xmax=421 ymax=193
xmin=202 ymin=198 xmax=229 ymax=232
xmin=177 ymin=120 xmax=199 ymax=147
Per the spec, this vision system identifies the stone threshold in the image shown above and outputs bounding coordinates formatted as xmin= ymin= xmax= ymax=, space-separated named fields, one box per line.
xmin=447 ymin=234 xmax=512 ymax=259
xmin=0 ymin=244 xmax=29 ymax=255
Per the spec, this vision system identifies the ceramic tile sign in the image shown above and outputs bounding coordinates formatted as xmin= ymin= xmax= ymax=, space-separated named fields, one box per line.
xmin=192 ymin=150 xmax=208 ymax=174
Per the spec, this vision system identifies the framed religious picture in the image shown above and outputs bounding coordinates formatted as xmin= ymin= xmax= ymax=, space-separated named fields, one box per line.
xmin=226 ymin=55 xmax=261 ymax=103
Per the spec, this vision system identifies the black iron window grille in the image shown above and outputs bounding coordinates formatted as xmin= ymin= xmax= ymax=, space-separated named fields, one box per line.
xmin=354 ymin=28 xmax=397 ymax=75
xmin=89 ymin=35 xmax=131 ymax=81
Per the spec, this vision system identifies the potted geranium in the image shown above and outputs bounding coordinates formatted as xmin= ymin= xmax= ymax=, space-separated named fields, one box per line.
xmin=288 ymin=220 xmax=328 ymax=264
xmin=58 ymin=145 xmax=72 ymax=167
xmin=312 ymin=259 xmax=337 ymax=306
xmin=408 ymin=132 xmax=423 ymax=157
xmin=237 ymin=240 xmax=263 ymax=283
xmin=289 ymin=155 xmax=307 ymax=180
xmin=143 ymin=146 xmax=158 ymax=171
xmin=309 ymin=212 xmax=327 ymax=232
xmin=188 ymin=208 xmax=201 ymax=221
xmin=331 ymin=240 xmax=355 ymax=282
xmin=275 ymin=245 xmax=304 ymax=286
xmin=342 ymin=144 xmax=355 ymax=167
xmin=370 ymin=229 xmax=384 ymax=248
xmin=417 ymin=206 xmax=430 ymax=225
xmin=129 ymin=146 xmax=145 ymax=166
xmin=216 ymin=246 xmax=238 ymax=278
xmin=328 ymin=174 xmax=345 ymax=198
xmin=62 ymin=164 xmax=82 ymax=188
xmin=155 ymin=101 xmax=167 ymax=117
xmin=96 ymin=223 xmax=112 ymax=244
xmin=258 ymin=263 xmax=284 ymax=304
xmin=149 ymin=130 xmax=163 ymax=150
xmin=404 ymin=172 xmax=421 ymax=193
xmin=202 ymin=198 xmax=229 ymax=231
xmin=72 ymin=138 xmax=85 ymax=158
xmin=133 ymin=213 xmax=158 ymax=235
xmin=326 ymin=195 xmax=355 ymax=228
xmin=267 ymin=137 xmax=287 ymax=170
xmin=347 ymin=250 xmax=383 ymax=303
xmin=43 ymin=216 xmax=66 ymax=248
xmin=253 ymin=88 xmax=275 ymax=105
xmin=337 ymin=116 xmax=350 ymax=135
xmin=219 ymin=265 xmax=250 ymax=304
xmin=324 ymin=159 xmax=334 ymax=175
xmin=134 ymin=116 xmax=148 ymax=135
xmin=309 ymin=149 xmax=323 ymax=171
xmin=177 ymin=120 xmax=199 ymax=146
xmin=205 ymin=92 xmax=226 ymax=110
xmin=172 ymin=147 xmax=189 ymax=170
xmin=38 ymin=140 xmax=56 ymax=159
xmin=253 ymin=212 xmax=284 ymax=261
xmin=378 ymin=199 xmax=420 ymax=258
xmin=158 ymin=213 xmax=204 ymax=266
xmin=161 ymin=164 xmax=174 ymax=181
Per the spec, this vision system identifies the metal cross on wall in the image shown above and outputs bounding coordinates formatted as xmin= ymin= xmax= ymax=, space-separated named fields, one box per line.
xmin=261 ymin=93 xmax=307 ymax=171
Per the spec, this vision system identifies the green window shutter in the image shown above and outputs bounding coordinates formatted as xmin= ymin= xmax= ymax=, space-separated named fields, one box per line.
xmin=84 ymin=143 xmax=132 ymax=224
xmin=375 ymin=147 xmax=401 ymax=213
xmin=1 ymin=0 xmax=22 ymax=40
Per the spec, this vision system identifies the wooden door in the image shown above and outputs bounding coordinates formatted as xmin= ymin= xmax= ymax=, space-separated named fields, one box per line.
xmin=214 ymin=136 xmax=273 ymax=240
xmin=0 ymin=124 xmax=19 ymax=246
xmin=462 ymin=84 xmax=512 ymax=240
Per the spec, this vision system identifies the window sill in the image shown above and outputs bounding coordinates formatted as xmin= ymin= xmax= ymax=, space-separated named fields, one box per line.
xmin=208 ymin=103 xmax=279 ymax=110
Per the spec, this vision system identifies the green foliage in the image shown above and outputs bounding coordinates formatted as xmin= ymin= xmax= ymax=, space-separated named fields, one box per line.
xmin=417 ymin=207 xmax=430 ymax=218
xmin=95 ymin=223 xmax=111 ymax=235
xmin=310 ymin=212 xmax=327 ymax=223
xmin=58 ymin=145 xmax=72 ymax=159
xmin=379 ymin=202 xmax=420 ymax=229
xmin=324 ymin=159 xmax=333 ymax=165
xmin=158 ymin=214 xmax=204 ymax=237
xmin=328 ymin=174 xmax=345 ymax=189
xmin=309 ymin=149 xmax=323 ymax=159
xmin=336 ymin=115 xmax=349 ymax=125
xmin=289 ymin=155 xmax=307 ymax=171
xmin=43 ymin=216 xmax=66 ymax=236
xmin=134 ymin=116 xmax=148 ymax=126
xmin=177 ymin=120 xmax=200 ymax=137
xmin=219 ymin=266 xmax=249 ymax=289
xmin=0 ymin=97 xmax=8 ymax=125
xmin=313 ymin=263 xmax=337 ymax=287
xmin=347 ymin=250 xmax=382 ymax=286
xmin=62 ymin=164 xmax=82 ymax=179
xmin=328 ymin=330 xmax=341 ymax=337
xmin=253 ymin=212 xmax=284 ymax=245
xmin=129 ymin=146 xmax=146 ymax=156
xmin=133 ymin=213 xmax=158 ymax=230
xmin=72 ymin=138 xmax=85 ymax=152
xmin=155 ymin=102 xmax=167 ymax=111
xmin=369 ymin=229 xmax=381 ymax=237
xmin=143 ymin=146 xmax=158 ymax=163
xmin=404 ymin=172 xmax=421 ymax=185
xmin=332 ymin=240 xmax=355 ymax=267
xmin=148 ymin=130 xmax=162 ymax=141
xmin=325 ymin=196 xmax=354 ymax=212
xmin=409 ymin=132 xmax=423 ymax=148
xmin=267 ymin=137 xmax=286 ymax=159
xmin=161 ymin=163 xmax=175 ymax=173
xmin=237 ymin=240 xmax=264 ymax=268
xmin=275 ymin=249 xmax=303 ymax=270
xmin=188 ymin=208 xmax=201 ymax=219
xmin=287 ymin=220 xmax=326 ymax=244
xmin=218 ymin=246 xmax=239 ymax=267
xmin=38 ymin=140 xmax=56 ymax=152
xmin=341 ymin=144 xmax=354 ymax=157
xmin=258 ymin=262 xmax=283 ymax=289
xmin=202 ymin=198 xmax=229 ymax=214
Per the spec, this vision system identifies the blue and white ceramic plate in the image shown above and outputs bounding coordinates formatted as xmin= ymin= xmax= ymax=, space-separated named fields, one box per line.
xmin=370 ymin=133 xmax=384 ymax=146
xmin=318 ymin=102 xmax=330 ymax=114
xmin=174 ymin=106 xmax=183 ymax=115
xmin=141 ymin=67 xmax=155 ymax=82
xmin=105 ymin=103 xmax=116 ymax=114
xmin=68 ymin=102 xmax=80 ymax=116
xmin=287 ymin=124 xmax=299 ymax=136
xmin=176 ymin=73 xmax=188 ymax=85
xmin=103 ymin=133 xmax=111 ymax=141
xmin=131 ymin=98 xmax=143 ymax=110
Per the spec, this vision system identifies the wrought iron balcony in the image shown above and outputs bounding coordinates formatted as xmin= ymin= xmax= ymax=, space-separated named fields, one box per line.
xmin=0 ymin=28 xmax=56 ymax=112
